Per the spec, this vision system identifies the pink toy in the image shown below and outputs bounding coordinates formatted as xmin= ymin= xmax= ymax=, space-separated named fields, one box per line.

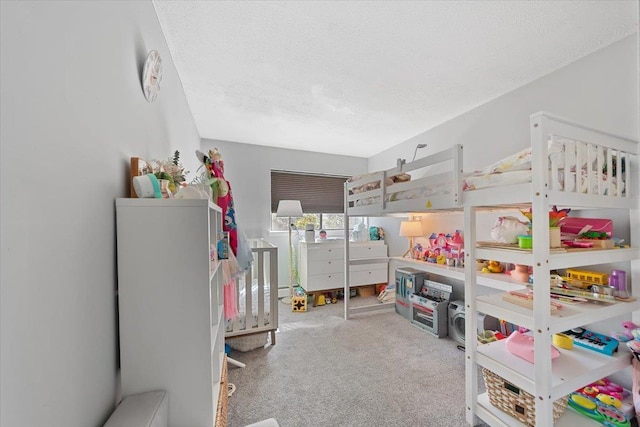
xmin=622 ymin=321 xmax=639 ymax=331
xmin=505 ymin=331 xmax=560 ymax=364
xmin=578 ymin=378 xmax=625 ymax=402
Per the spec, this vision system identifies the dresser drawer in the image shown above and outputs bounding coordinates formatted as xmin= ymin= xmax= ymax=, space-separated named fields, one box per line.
xmin=305 ymin=246 xmax=343 ymax=262
xmin=306 ymin=258 xmax=342 ymax=275
xmin=351 ymin=262 xmax=387 ymax=273
xmin=303 ymin=272 xmax=344 ymax=292
xmin=350 ymin=244 xmax=387 ymax=259
xmin=350 ymin=268 xmax=388 ymax=287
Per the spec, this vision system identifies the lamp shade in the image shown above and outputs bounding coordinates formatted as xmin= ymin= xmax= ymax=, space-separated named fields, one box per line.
xmin=276 ymin=200 xmax=303 ymax=218
xmin=399 ymin=220 xmax=423 ymax=237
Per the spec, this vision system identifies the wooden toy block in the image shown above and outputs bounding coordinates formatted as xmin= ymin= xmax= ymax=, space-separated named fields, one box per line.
xmin=291 ymin=295 xmax=307 ymax=312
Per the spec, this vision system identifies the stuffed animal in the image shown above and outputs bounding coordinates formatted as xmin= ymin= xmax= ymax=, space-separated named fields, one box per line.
xmin=491 ymin=216 xmax=530 ymax=244
xmin=196 ymin=149 xmax=238 ymax=256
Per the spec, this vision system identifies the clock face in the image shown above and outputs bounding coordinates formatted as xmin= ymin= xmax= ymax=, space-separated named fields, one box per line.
xmin=142 ymin=50 xmax=163 ymax=102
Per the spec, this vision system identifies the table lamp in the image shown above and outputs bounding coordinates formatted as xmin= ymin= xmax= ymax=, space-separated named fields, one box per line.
xmin=399 ymin=220 xmax=424 ymax=258
xmin=276 ymin=200 xmax=303 ymax=304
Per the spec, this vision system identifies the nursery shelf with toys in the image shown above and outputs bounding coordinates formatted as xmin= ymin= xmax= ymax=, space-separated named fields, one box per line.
xmin=464 ymin=114 xmax=639 ymax=427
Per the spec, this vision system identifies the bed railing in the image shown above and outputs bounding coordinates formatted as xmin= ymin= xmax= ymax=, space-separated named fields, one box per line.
xmin=226 ymin=238 xmax=278 ymax=344
xmin=345 ymin=144 xmax=464 ymax=216
xmin=532 ymin=112 xmax=638 ymax=209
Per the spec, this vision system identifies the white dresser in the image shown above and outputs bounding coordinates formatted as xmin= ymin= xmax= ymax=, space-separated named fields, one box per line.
xmin=298 ymin=240 xmax=388 ymax=294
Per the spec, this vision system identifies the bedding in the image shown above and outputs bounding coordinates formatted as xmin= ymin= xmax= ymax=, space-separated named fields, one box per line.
xmin=350 ymin=139 xmax=625 ymax=207
xmin=348 ymin=172 xmax=411 ymax=194
xmin=480 ymin=139 xmax=608 ymax=175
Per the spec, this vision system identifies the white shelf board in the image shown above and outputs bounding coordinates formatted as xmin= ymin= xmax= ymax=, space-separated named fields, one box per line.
xmin=476 ymin=273 xmax=529 ymax=292
xmin=474 ymin=247 xmax=639 ymax=270
xmin=392 ymin=257 xmax=528 ymax=291
xmin=476 ymin=292 xmax=640 ymax=334
xmin=548 ymin=247 xmax=640 ymax=270
xmin=475 ymin=248 xmax=533 ymax=266
xmin=475 ymin=393 xmax=601 ymax=427
xmin=390 ymin=257 xmax=465 ymax=280
xmin=476 ymin=338 xmax=632 ymax=400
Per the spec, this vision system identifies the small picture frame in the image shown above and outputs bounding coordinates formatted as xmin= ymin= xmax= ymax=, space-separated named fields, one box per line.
xmin=130 ymin=157 xmax=151 ymax=198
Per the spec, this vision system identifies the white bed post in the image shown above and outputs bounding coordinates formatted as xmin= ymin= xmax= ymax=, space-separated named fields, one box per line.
xmin=530 ymin=113 xmax=554 ymax=427
xmin=464 ymin=205 xmax=479 ymax=425
xmin=344 ymin=181 xmax=351 ymax=320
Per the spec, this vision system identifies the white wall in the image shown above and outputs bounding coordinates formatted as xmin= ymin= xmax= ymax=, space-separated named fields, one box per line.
xmin=198 ymin=139 xmax=368 ymax=291
xmin=370 ymin=34 xmax=639 ymax=172
xmin=0 ymin=2 xmax=200 ymax=426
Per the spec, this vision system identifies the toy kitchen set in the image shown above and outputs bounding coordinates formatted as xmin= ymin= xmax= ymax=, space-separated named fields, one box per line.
xmin=409 ymin=279 xmax=453 ymax=338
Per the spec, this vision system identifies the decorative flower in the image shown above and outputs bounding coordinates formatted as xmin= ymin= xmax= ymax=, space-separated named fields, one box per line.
xmin=149 ymin=150 xmax=189 ymax=192
xmin=549 ymin=206 xmax=570 ymax=227
xmin=519 ymin=206 xmax=570 ymax=228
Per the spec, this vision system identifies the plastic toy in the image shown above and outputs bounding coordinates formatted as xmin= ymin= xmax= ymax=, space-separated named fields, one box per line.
xmin=481 ymin=260 xmax=504 ymax=274
xmin=568 ymin=392 xmax=630 ymax=427
xmin=505 ymin=331 xmax=560 ymax=363
xmin=566 ymin=269 xmax=609 ymax=286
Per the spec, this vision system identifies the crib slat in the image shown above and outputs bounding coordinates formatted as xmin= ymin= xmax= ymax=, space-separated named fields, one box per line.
xmin=257 ymin=251 xmax=265 ymax=328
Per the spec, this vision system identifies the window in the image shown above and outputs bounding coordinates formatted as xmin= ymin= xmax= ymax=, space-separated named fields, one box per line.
xmin=270 ymin=170 xmax=365 ymax=231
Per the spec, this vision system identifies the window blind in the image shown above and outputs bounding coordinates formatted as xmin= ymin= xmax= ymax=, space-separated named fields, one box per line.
xmin=271 ymin=170 xmax=348 ymax=213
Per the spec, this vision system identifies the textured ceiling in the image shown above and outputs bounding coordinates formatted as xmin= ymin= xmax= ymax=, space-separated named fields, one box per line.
xmin=154 ymin=1 xmax=638 ymax=158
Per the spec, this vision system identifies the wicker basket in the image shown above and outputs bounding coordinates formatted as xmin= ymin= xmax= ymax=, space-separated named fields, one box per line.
xmin=482 ymin=368 xmax=568 ymax=426
xmin=215 ymin=355 xmax=229 ymax=427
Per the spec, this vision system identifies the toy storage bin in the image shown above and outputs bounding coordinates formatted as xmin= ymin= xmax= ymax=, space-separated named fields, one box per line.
xmin=482 ymin=368 xmax=568 ymax=426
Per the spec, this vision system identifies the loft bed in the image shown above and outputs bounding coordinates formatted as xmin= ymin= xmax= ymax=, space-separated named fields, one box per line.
xmin=343 ymin=111 xmax=639 ymax=318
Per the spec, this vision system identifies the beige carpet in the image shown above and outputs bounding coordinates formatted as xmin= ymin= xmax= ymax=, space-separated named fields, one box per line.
xmin=225 ymin=296 xmax=475 ymax=427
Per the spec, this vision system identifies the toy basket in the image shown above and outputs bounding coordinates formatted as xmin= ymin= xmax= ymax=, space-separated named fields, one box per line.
xmin=482 ymin=368 xmax=568 ymax=426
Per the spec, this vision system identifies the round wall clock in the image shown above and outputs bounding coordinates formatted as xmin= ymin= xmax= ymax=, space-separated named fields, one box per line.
xmin=142 ymin=50 xmax=163 ymax=102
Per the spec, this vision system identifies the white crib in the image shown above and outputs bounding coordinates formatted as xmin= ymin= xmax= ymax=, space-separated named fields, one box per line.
xmin=225 ymin=238 xmax=279 ymax=347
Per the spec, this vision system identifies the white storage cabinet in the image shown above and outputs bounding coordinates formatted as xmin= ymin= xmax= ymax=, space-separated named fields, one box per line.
xmin=115 ymin=198 xmax=225 ymax=427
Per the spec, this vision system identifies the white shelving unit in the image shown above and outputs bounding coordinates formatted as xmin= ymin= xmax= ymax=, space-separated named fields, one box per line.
xmin=115 ymin=198 xmax=225 ymax=427
xmin=464 ymin=114 xmax=639 ymax=426
xmin=341 ymin=112 xmax=638 ymax=425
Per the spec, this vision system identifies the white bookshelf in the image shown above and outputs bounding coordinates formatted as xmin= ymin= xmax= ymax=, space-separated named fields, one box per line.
xmin=116 ymin=198 xmax=225 ymax=426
